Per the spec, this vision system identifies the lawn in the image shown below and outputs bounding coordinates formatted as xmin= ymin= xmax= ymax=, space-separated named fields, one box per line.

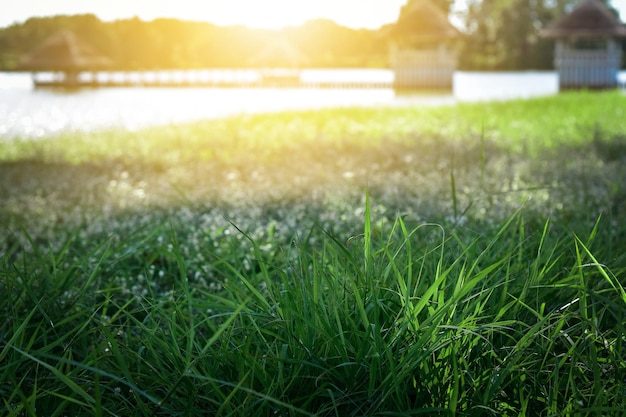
xmin=1 ymin=90 xmax=626 ymax=416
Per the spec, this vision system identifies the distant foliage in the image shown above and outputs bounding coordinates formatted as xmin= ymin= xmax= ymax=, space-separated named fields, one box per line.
xmin=0 ymin=14 xmax=388 ymax=70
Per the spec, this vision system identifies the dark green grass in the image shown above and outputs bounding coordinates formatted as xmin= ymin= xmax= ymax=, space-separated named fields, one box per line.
xmin=2 ymin=204 xmax=625 ymax=416
xmin=2 ymin=90 xmax=626 ymax=415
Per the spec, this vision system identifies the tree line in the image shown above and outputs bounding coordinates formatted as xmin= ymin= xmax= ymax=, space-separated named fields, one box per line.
xmin=0 ymin=0 xmax=623 ymax=71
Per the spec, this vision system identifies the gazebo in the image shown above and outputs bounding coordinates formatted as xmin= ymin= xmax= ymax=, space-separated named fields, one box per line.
xmin=541 ymin=0 xmax=626 ymax=89
xmin=19 ymin=29 xmax=111 ymax=87
xmin=388 ymin=0 xmax=460 ymax=90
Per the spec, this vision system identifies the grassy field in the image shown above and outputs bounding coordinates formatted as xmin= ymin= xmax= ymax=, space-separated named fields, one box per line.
xmin=1 ymin=90 xmax=626 ymax=415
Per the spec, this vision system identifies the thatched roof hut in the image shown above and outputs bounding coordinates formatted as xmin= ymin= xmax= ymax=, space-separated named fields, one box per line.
xmin=541 ymin=0 xmax=626 ymax=89
xmin=541 ymin=0 xmax=626 ymax=38
xmin=19 ymin=29 xmax=111 ymax=72
xmin=388 ymin=0 xmax=460 ymax=46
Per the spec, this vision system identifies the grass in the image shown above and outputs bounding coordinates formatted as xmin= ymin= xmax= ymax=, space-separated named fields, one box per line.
xmin=1 ymin=90 xmax=626 ymax=415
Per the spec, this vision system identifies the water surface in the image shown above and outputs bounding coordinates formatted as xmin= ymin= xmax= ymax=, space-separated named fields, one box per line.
xmin=0 ymin=69 xmax=575 ymax=140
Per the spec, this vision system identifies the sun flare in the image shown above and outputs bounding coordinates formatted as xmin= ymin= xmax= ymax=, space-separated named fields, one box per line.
xmin=183 ymin=0 xmax=398 ymax=29
xmin=169 ymin=0 xmax=407 ymax=29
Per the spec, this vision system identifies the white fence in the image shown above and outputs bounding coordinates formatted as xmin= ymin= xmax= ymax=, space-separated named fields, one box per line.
xmin=391 ymin=47 xmax=456 ymax=90
xmin=555 ymin=41 xmax=622 ymax=89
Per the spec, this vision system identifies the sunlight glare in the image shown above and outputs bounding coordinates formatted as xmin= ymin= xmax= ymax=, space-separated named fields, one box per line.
xmin=3 ymin=0 xmax=409 ymax=30
xmin=194 ymin=0 xmax=316 ymax=29
xmin=213 ymin=0 xmax=307 ymax=29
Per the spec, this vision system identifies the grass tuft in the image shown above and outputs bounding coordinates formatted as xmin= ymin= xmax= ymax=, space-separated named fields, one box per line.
xmin=2 ymin=205 xmax=626 ymax=415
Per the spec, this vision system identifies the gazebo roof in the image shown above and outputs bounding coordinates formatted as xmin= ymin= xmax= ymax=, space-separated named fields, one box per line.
xmin=388 ymin=0 xmax=460 ymax=42
xmin=541 ymin=0 xmax=626 ymax=38
xmin=249 ymin=38 xmax=309 ymax=68
xmin=19 ymin=30 xmax=111 ymax=72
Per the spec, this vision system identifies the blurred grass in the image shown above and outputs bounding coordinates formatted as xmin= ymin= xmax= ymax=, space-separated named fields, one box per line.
xmin=1 ymin=91 xmax=626 ymax=242
xmin=2 ymin=90 xmax=624 ymax=164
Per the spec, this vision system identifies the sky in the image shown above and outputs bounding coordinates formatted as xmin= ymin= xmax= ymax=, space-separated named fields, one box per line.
xmin=1 ymin=0 xmax=626 ymax=30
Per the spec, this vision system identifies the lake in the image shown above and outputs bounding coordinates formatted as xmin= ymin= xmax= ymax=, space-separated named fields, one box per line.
xmin=0 ymin=69 xmax=622 ymax=140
